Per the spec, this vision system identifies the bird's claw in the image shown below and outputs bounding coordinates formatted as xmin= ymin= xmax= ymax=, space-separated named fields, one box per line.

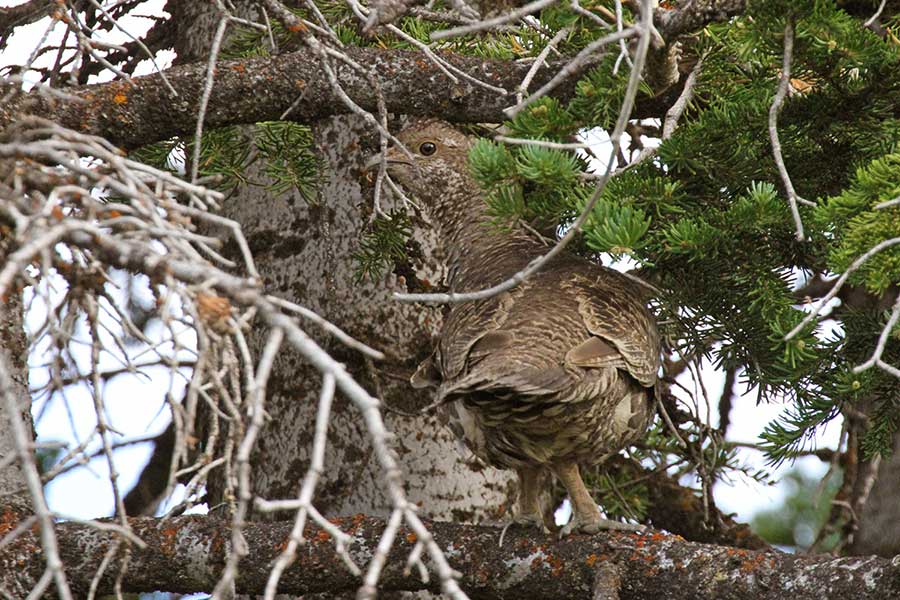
xmin=499 ymin=514 xmax=549 ymax=546
xmin=559 ymin=517 xmax=645 ymax=538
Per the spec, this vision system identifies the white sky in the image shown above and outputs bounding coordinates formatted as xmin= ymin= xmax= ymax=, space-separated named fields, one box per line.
xmin=3 ymin=1 xmax=842 ymax=536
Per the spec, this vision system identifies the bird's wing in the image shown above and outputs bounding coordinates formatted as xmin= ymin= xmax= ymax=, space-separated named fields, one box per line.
xmin=442 ymin=358 xmax=574 ymax=401
xmin=568 ymin=272 xmax=660 ymax=388
xmin=437 ymin=288 xmax=519 ymax=380
xmin=436 ymin=289 xmax=580 ymax=399
xmin=411 ymin=329 xmax=522 ymax=389
xmin=410 ymin=352 xmax=441 ymax=388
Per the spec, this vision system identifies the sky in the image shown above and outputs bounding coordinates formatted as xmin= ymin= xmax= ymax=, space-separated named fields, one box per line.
xmin=2 ymin=0 xmax=843 ymax=541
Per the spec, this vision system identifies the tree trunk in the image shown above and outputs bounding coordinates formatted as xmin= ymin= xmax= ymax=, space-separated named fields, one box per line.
xmin=163 ymin=5 xmax=513 ymax=594
xmin=850 ymin=431 xmax=900 ymax=556
xmin=205 ymin=114 xmax=515 ymax=522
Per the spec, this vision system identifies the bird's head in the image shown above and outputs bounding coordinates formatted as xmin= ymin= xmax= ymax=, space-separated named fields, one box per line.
xmin=377 ymin=119 xmax=475 ymax=200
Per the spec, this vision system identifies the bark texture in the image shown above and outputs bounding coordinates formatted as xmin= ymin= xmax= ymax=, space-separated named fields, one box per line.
xmin=655 ymin=0 xmax=746 ymax=39
xmin=851 ymin=432 xmax=900 ymax=557
xmin=1 ymin=512 xmax=897 ymax=599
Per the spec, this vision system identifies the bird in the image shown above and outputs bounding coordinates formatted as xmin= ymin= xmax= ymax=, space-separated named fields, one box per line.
xmin=382 ymin=119 xmax=661 ymax=536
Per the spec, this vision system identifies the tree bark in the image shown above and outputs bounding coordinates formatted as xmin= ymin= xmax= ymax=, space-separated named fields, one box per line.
xmin=851 ymin=432 xmax=900 ymax=557
xmin=0 ymin=48 xmax=580 ymax=151
xmin=2 ymin=512 xmax=897 ymax=599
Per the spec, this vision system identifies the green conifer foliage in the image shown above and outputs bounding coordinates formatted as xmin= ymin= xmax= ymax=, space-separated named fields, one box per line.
xmin=124 ymin=1 xmax=900 ymax=519
xmin=461 ymin=1 xmax=900 ymax=465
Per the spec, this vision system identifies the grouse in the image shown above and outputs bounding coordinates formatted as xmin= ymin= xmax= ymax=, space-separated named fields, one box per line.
xmin=383 ymin=119 xmax=660 ymax=535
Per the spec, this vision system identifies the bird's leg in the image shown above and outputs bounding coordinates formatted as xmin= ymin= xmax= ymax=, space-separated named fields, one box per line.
xmin=553 ymin=461 xmax=643 ymax=536
xmin=515 ymin=465 xmax=547 ymax=528
xmin=500 ymin=466 xmax=551 ymax=546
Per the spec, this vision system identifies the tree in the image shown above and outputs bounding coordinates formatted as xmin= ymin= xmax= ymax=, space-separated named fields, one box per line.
xmin=2 ymin=0 xmax=900 ymax=598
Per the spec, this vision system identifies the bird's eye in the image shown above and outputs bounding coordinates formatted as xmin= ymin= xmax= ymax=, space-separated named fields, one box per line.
xmin=419 ymin=142 xmax=437 ymax=156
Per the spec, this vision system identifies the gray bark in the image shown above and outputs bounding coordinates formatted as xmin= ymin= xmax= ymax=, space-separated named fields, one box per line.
xmin=3 ymin=513 xmax=899 ymax=599
xmin=851 ymin=433 xmax=900 ymax=556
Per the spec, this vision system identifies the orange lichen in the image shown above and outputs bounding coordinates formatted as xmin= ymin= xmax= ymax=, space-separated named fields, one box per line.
xmin=405 ymin=532 xmax=417 ymax=543
xmin=211 ymin=531 xmax=225 ymax=554
xmin=475 ymin=566 xmax=489 ymax=584
xmin=347 ymin=513 xmax=366 ymax=533
xmin=314 ymin=529 xmax=332 ymax=543
xmin=196 ymin=293 xmax=233 ymax=334
xmin=113 ymin=92 xmax=128 ymax=105
xmin=160 ymin=525 xmax=178 ymax=557
xmin=548 ymin=555 xmax=564 ymax=577
xmin=740 ymin=553 xmax=767 ymax=574
xmin=585 ymin=554 xmax=598 ymax=567
xmin=0 ymin=509 xmax=19 ymax=537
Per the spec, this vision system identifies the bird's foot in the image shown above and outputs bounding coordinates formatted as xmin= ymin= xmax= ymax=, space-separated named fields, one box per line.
xmin=499 ymin=513 xmax=550 ymax=546
xmin=559 ymin=516 xmax=645 ymax=538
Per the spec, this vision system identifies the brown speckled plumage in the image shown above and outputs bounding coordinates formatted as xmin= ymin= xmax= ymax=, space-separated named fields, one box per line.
xmin=384 ymin=120 xmax=661 ymax=535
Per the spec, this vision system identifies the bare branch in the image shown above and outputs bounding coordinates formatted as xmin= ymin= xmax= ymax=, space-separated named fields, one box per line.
xmin=784 ymin=237 xmax=900 ymax=341
xmin=430 ymin=0 xmax=558 ymax=40
xmin=505 ymin=25 xmax=640 ymax=118
xmin=853 ymin=290 xmax=900 ymax=377
xmin=864 ymin=0 xmax=888 ymax=28
xmin=768 ymin=18 xmax=814 ymax=242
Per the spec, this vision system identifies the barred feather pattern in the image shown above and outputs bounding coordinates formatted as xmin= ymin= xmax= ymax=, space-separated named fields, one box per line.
xmin=438 ymin=260 xmax=658 ymax=469
xmin=385 ymin=120 xmax=661 ymax=474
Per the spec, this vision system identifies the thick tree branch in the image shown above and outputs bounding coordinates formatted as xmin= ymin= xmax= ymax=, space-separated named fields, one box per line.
xmin=638 ymin=463 xmax=768 ymax=551
xmin=1 ymin=48 xmax=581 ymax=150
xmin=655 ymin=0 xmax=746 ymax=40
xmin=0 ymin=1 xmax=759 ymax=151
xmin=1 ymin=510 xmax=897 ymax=598
xmin=0 ymin=0 xmax=55 ymax=43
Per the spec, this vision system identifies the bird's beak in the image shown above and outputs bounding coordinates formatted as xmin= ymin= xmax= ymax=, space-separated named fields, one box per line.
xmin=364 ymin=150 xmax=413 ymax=174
